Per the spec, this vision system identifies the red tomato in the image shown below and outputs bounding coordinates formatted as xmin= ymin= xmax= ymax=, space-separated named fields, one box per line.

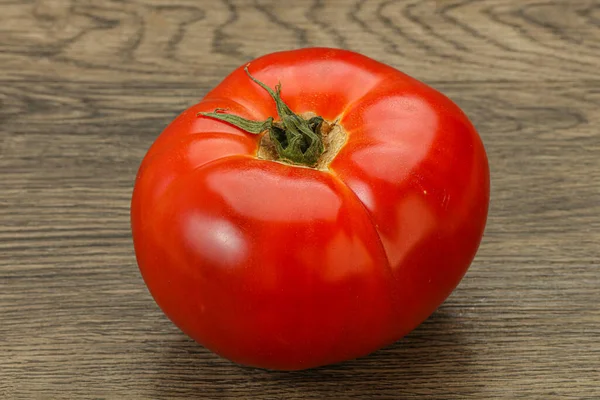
xmin=131 ymin=48 xmax=489 ymax=370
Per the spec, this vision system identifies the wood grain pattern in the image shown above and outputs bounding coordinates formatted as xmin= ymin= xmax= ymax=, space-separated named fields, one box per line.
xmin=1 ymin=0 xmax=599 ymax=398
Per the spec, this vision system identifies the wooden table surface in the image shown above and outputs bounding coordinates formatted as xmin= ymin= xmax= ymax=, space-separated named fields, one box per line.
xmin=2 ymin=0 xmax=599 ymax=398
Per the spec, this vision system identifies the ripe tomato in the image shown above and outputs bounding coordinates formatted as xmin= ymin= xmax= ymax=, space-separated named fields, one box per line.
xmin=131 ymin=48 xmax=489 ymax=370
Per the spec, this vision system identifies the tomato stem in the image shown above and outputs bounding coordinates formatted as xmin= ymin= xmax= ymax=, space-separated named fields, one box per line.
xmin=198 ymin=65 xmax=326 ymax=167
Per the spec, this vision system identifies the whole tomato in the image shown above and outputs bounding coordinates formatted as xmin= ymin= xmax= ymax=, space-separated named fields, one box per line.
xmin=131 ymin=48 xmax=489 ymax=370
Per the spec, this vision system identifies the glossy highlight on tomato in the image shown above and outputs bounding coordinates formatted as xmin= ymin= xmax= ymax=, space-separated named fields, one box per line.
xmin=131 ymin=48 xmax=489 ymax=370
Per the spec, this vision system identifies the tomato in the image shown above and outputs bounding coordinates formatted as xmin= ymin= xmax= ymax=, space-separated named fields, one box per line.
xmin=131 ymin=48 xmax=489 ymax=370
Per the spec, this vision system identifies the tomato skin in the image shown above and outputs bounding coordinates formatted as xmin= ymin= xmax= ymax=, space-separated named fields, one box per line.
xmin=131 ymin=48 xmax=489 ymax=370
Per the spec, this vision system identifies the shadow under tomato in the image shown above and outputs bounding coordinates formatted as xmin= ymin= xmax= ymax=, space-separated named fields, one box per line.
xmin=149 ymin=304 xmax=479 ymax=399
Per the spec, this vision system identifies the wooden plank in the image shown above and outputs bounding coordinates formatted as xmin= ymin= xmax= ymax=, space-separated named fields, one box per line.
xmin=1 ymin=0 xmax=599 ymax=398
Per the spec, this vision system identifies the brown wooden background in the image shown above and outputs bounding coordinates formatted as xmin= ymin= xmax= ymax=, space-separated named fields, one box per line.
xmin=2 ymin=0 xmax=599 ymax=398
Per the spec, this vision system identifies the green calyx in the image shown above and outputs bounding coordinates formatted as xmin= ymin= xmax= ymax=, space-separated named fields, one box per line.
xmin=199 ymin=66 xmax=325 ymax=167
